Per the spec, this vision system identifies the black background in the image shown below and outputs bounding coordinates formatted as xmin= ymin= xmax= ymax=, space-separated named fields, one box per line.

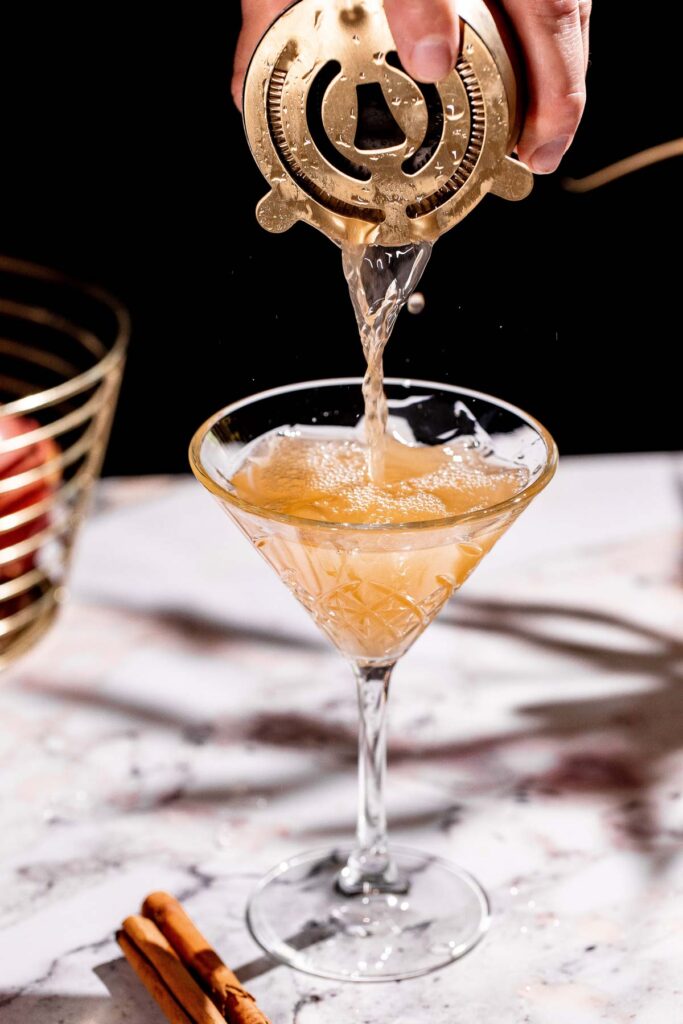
xmin=1 ymin=4 xmax=680 ymax=474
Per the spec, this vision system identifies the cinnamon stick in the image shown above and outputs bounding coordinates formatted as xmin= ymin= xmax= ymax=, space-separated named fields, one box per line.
xmin=117 ymin=930 xmax=194 ymax=1024
xmin=142 ymin=891 xmax=272 ymax=1024
xmin=121 ymin=914 xmax=226 ymax=1024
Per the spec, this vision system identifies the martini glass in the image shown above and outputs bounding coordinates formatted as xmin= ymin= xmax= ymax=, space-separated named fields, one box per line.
xmin=190 ymin=378 xmax=556 ymax=982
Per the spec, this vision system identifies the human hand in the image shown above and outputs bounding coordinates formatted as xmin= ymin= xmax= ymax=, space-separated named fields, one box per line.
xmin=232 ymin=0 xmax=590 ymax=175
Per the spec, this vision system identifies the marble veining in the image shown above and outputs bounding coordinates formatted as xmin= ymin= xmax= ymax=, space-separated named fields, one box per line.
xmin=0 ymin=454 xmax=682 ymax=1023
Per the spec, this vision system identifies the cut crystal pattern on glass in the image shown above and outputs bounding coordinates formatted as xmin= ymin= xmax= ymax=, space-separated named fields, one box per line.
xmin=319 ymin=577 xmax=448 ymax=641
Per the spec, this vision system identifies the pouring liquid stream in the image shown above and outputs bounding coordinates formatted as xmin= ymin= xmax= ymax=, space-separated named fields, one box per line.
xmin=341 ymin=241 xmax=432 ymax=482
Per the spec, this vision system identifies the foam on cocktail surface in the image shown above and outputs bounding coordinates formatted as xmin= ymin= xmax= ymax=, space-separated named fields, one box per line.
xmin=230 ymin=424 xmax=527 ymax=526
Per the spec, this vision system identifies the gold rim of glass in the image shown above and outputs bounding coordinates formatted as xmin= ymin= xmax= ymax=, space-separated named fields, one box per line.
xmin=189 ymin=377 xmax=559 ymax=533
xmin=0 ymin=254 xmax=130 ymax=417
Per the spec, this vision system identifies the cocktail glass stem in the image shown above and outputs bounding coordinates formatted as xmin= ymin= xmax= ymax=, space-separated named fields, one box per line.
xmin=338 ymin=663 xmax=406 ymax=894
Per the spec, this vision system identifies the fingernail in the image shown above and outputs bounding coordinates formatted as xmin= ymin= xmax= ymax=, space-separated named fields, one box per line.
xmin=410 ymin=35 xmax=454 ymax=82
xmin=529 ymin=136 xmax=571 ymax=174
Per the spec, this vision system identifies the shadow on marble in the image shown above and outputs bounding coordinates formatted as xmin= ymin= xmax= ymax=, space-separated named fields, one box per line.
xmin=0 ymin=988 xmax=169 ymax=1024
xmin=249 ymin=599 xmax=683 ymax=863
xmin=233 ymin=920 xmax=336 ymax=984
xmin=95 ymin=955 xmax=176 ymax=1022
xmin=0 ymin=957 xmax=172 ymax=1024
xmin=245 ymin=710 xmax=356 ymax=757
xmin=83 ymin=599 xmax=325 ymax=653
xmin=147 ymin=605 xmax=326 ymax=653
xmin=14 ymin=595 xmax=683 ymax=864
xmin=246 ymin=589 xmax=683 ymax=766
xmin=298 ymin=802 xmax=464 ymax=840
xmin=440 ymin=596 xmax=683 ymax=865
xmin=18 ymin=594 xmax=683 ymax=774
xmin=454 ymin=597 xmax=683 ymax=675
xmin=135 ymin=769 xmax=336 ymax=815
xmin=449 ymin=597 xmax=683 ymax=758
xmin=0 ymin=995 xmax=125 ymax=1024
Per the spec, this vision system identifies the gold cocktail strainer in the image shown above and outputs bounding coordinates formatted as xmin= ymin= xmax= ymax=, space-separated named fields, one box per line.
xmin=243 ymin=0 xmax=533 ymax=246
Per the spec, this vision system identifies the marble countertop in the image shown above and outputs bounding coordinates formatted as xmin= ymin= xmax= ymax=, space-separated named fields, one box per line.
xmin=1 ymin=454 xmax=682 ymax=1023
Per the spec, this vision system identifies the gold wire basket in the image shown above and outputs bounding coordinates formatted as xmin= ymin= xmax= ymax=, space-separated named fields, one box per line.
xmin=0 ymin=256 xmax=129 ymax=667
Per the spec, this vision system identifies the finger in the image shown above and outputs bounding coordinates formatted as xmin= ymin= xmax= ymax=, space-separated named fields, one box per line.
xmin=579 ymin=0 xmax=591 ymax=73
xmin=232 ymin=0 xmax=289 ymax=109
xmin=505 ymin=0 xmax=587 ymax=174
xmin=384 ymin=0 xmax=459 ymax=83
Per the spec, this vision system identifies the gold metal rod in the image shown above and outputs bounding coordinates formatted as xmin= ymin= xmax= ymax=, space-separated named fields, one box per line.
xmin=0 ymin=254 xmax=128 ymax=370
xmin=0 ymin=270 xmax=128 ymax=420
xmin=0 ymin=512 xmax=74 ymax=568
xmin=0 ymin=463 xmax=94 ymax=534
xmin=0 ymin=418 xmax=103 ymax=496
xmin=0 ymin=374 xmax=36 ymax=399
xmin=562 ymin=138 xmax=683 ymax=193
xmin=0 ymin=589 xmax=58 ymax=639
xmin=0 ymin=567 xmax=47 ymax=602
xmin=0 ymin=337 xmax=80 ymax=379
xmin=0 ymin=496 xmax=53 ymax=533
xmin=0 ymin=254 xmax=129 ymax=668
xmin=1 ymin=350 xmax=126 ymax=418
xmin=0 ymin=298 xmax=106 ymax=360
xmin=0 ymin=386 xmax=110 ymax=455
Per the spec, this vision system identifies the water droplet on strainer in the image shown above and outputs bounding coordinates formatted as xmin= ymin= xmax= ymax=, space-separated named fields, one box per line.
xmin=407 ymin=292 xmax=425 ymax=315
xmin=465 ymin=43 xmax=474 ymax=54
xmin=446 ymin=104 xmax=464 ymax=121
xmin=372 ymin=51 xmax=385 ymax=64
xmin=352 ymin=34 xmax=360 ymax=44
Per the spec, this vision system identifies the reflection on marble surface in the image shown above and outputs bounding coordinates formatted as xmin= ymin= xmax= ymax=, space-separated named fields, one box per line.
xmin=0 ymin=455 xmax=681 ymax=1023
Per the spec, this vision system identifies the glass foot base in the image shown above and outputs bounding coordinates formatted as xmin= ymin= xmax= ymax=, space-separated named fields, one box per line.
xmin=246 ymin=845 xmax=490 ymax=982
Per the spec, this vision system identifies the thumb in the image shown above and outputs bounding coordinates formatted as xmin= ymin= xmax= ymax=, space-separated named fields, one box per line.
xmin=384 ymin=0 xmax=459 ymax=83
xmin=232 ymin=0 xmax=290 ymax=109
